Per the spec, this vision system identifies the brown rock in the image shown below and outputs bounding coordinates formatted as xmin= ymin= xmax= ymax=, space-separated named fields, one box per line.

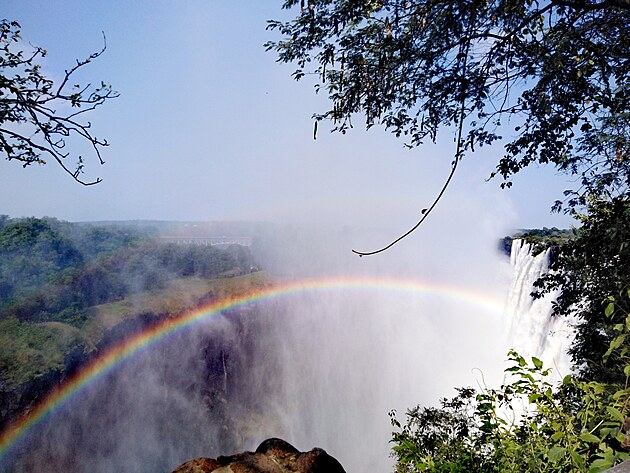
xmin=296 ymin=447 xmax=346 ymax=473
xmin=172 ymin=457 xmax=221 ymax=473
xmin=255 ymin=437 xmax=299 ymax=455
xmin=172 ymin=438 xmax=346 ymax=473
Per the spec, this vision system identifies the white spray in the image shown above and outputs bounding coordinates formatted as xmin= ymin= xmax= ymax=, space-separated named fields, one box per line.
xmin=504 ymin=239 xmax=574 ymax=379
xmin=2 ymin=222 xmax=515 ymax=473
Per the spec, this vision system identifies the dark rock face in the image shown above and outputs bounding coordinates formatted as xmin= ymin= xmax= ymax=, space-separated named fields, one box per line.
xmin=173 ymin=438 xmax=346 ymax=473
xmin=0 ymin=311 xmax=161 ymax=432
xmin=0 ymin=344 xmax=88 ymax=432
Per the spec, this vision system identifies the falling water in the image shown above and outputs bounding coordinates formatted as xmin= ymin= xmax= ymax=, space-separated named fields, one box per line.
xmin=504 ymin=239 xmax=574 ymax=378
xmin=238 ymin=225 xmax=511 ymax=472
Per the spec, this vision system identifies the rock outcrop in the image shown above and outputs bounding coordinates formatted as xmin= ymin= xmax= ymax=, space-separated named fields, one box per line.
xmin=172 ymin=438 xmax=346 ymax=473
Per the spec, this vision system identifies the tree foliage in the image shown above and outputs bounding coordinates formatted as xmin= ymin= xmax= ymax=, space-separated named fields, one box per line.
xmin=267 ymin=0 xmax=629 ymax=251
xmin=535 ymin=196 xmax=630 ymax=383
xmin=502 ymin=227 xmax=576 ymax=256
xmin=0 ymin=20 xmax=117 ymax=185
xmin=0 ymin=218 xmax=83 ymax=296
xmin=0 ymin=218 xmax=256 ymax=326
xmin=391 ymin=341 xmax=630 ymax=472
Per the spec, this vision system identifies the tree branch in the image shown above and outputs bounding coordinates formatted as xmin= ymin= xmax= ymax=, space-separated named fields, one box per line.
xmin=352 ymin=8 xmax=476 ymax=256
xmin=0 ymin=22 xmax=115 ymax=185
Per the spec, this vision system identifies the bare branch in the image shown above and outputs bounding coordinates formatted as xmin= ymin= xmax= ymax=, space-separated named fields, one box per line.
xmin=0 ymin=21 xmax=116 ymax=185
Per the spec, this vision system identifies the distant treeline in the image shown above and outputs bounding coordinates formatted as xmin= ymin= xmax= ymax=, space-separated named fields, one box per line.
xmin=0 ymin=217 xmax=255 ymax=326
xmin=500 ymin=227 xmax=577 ymax=256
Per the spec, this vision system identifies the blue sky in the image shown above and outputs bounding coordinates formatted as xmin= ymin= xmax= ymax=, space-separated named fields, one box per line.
xmin=2 ymin=1 xmax=575 ymax=234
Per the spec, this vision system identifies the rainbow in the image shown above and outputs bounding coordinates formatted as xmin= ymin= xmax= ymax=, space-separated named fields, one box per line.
xmin=0 ymin=275 xmax=504 ymax=462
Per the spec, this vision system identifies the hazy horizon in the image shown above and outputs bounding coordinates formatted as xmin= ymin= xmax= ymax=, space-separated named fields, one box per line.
xmin=2 ymin=1 xmax=576 ymax=244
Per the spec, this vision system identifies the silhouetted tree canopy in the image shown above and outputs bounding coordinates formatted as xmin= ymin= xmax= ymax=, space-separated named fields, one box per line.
xmin=534 ymin=196 xmax=630 ymax=382
xmin=0 ymin=20 xmax=117 ymax=185
xmin=267 ymin=0 xmax=629 ymax=252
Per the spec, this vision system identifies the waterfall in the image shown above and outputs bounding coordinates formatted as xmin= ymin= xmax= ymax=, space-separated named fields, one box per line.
xmin=504 ymin=239 xmax=574 ymax=378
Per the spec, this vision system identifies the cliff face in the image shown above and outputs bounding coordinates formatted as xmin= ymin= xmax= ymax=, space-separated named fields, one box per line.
xmin=0 ymin=369 xmax=64 ymax=430
xmin=0 ymin=341 xmax=87 ymax=431
xmin=173 ymin=438 xmax=346 ymax=473
xmin=1 ymin=294 xmax=285 ymax=472
xmin=0 ymin=272 xmax=273 ymax=439
xmin=0 ymin=310 xmax=170 ymax=432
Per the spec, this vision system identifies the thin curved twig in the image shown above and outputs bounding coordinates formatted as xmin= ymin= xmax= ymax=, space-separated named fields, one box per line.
xmin=351 ymin=155 xmax=459 ymax=256
xmin=352 ymin=9 xmax=475 ymax=257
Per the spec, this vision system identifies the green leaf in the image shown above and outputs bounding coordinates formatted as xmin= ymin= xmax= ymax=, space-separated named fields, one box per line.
xmin=624 ymin=365 xmax=630 ymax=377
xmin=605 ymin=302 xmax=615 ymax=318
xmin=600 ymin=427 xmax=612 ymax=439
xmin=607 ymin=406 xmax=625 ymax=423
xmin=580 ymin=432 xmax=601 ymax=443
xmin=606 ymin=335 xmax=627 ymax=360
xmin=532 ymin=356 xmax=543 ymax=369
xmin=552 ymin=431 xmax=564 ymax=442
xmin=611 ymin=334 xmax=627 ymax=351
xmin=589 ymin=458 xmax=613 ymax=473
xmin=548 ymin=446 xmax=566 ymax=463
xmin=563 ymin=374 xmax=573 ymax=385
xmin=571 ymin=449 xmax=586 ymax=469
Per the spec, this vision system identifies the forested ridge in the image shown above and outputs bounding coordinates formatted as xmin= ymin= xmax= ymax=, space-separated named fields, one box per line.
xmin=500 ymin=228 xmax=576 ymax=256
xmin=0 ymin=217 xmax=254 ymax=325
xmin=0 ymin=216 xmax=259 ymax=425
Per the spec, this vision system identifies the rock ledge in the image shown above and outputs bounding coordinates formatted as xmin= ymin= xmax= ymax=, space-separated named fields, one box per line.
xmin=172 ymin=438 xmax=346 ymax=473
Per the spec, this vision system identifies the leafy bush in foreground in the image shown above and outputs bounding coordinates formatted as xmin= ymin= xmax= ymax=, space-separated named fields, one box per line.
xmin=391 ymin=291 xmax=630 ymax=473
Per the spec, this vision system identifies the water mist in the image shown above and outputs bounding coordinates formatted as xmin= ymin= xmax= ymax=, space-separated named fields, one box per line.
xmin=1 ymin=216 xmax=513 ymax=473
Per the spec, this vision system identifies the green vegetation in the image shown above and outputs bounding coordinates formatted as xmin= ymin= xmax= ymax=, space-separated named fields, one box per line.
xmin=81 ymin=272 xmax=274 ymax=347
xmin=0 ymin=217 xmax=262 ymax=387
xmin=0 ymin=318 xmax=85 ymax=385
xmin=0 ymin=271 xmax=272 ymax=387
xmin=391 ymin=339 xmax=630 ymax=473
xmin=0 ymin=217 xmax=255 ymax=326
xmin=502 ymin=228 xmax=577 ymax=256
xmin=535 ymin=197 xmax=630 ymax=384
